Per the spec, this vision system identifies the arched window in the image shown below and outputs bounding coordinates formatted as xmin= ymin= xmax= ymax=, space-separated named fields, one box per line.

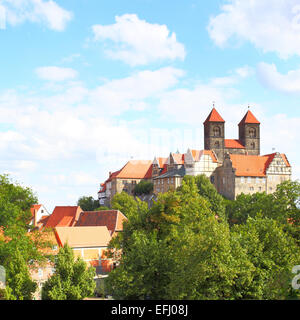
xmin=214 ymin=141 xmax=220 ymax=148
xmin=250 ymin=142 xmax=255 ymax=149
xmin=213 ymin=126 xmax=221 ymax=137
xmin=249 ymin=127 xmax=256 ymax=138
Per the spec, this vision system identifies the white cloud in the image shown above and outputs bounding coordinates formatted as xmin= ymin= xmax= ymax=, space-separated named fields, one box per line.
xmin=208 ymin=0 xmax=300 ymax=58
xmin=2 ymin=0 xmax=72 ymax=31
xmin=92 ymin=14 xmax=186 ymax=65
xmin=257 ymin=62 xmax=300 ymax=94
xmin=35 ymin=66 xmax=78 ymax=82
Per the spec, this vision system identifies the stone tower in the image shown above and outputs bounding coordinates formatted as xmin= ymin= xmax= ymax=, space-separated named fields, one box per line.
xmin=204 ymin=107 xmax=225 ymax=163
xmin=238 ymin=110 xmax=260 ymax=155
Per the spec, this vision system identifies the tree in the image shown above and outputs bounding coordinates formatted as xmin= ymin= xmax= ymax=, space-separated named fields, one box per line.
xmin=107 ymin=177 xmax=248 ymax=299
xmin=111 ymin=191 xmax=148 ymax=220
xmin=0 ymin=174 xmax=50 ymax=300
xmin=77 ymin=196 xmax=99 ymax=211
xmin=133 ymin=180 xmax=153 ymax=195
xmin=42 ymin=244 xmax=96 ymax=300
xmin=231 ymin=216 xmax=300 ymax=299
xmin=179 ymin=175 xmax=226 ymax=221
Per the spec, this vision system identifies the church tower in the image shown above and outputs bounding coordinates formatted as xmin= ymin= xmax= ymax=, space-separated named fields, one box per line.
xmin=238 ymin=110 xmax=260 ymax=155
xmin=204 ymin=107 xmax=225 ymax=163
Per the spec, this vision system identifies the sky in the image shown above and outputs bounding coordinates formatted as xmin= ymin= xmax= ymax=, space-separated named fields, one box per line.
xmin=0 ymin=0 xmax=300 ymax=212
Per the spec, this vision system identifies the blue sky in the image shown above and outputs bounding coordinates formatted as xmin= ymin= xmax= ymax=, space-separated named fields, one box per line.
xmin=0 ymin=0 xmax=299 ymax=212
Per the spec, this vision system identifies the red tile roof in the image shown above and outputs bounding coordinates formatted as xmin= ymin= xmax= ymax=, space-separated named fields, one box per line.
xmin=229 ymin=153 xmax=289 ymax=177
xmin=116 ymin=160 xmax=153 ymax=179
xmin=172 ymin=153 xmax=185 ymax=164
xmin=75 ymin=210 xmax=128 ymax=236
xmin=224 ymin=139 xmax=245 ymax=149
xmin=239 ymin=110 xmax=260 ymax=125
xmin=44 ymin=206 xmax=82 ymax=229
xmin=204 ymin=108 xmax=225 ymax=124
xmin=203 ymin=149 xmax=218 ymax=163
xmin=190 ymin=149 xmax=218 ymax=163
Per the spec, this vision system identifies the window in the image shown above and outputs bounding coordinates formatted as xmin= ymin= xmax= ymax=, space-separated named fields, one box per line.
xmin=251 ymin=142 xmax=255 ymax=149
xmin=213 ymin=126 xmax=221 ymax=137
xmin=250 ymin=187 xmax=254 ymax=191
xmin=38 ymin=268 xmax=43 ymax=279
xmin=256 ymin=177 xmax=260 ymax=184
xmin=210 ymin=176 xmax=215 ymax=184
xmin=247 ymin=177 xmax=251 ymax=183
xmin=223 ymin=177 xmax=225 ymax=184
xmin=241 ymin=177 xmax=245 ymax=183
xmin=214 ymin=141 xmax=220 ymax=148
xmin=249 ymin=127 xmax=256 ymax=138
xmin=167 ymin=178 xmax=169 ymax=184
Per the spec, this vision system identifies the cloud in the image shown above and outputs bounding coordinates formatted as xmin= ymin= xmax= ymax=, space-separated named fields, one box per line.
xmin=207 ymin=0 xmax=300 ymax=58
xmin=1 ymin=0 xmax=72 ymax=31
xmin=35 ymin=66 xmax=78 ymax=82
xmin=92 ymin=14 xmax=186 ymax=65
xmin=257 ymin=62 xmax=300 ymax=94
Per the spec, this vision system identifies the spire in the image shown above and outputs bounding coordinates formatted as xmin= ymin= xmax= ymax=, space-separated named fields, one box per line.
xmin=203 ymin=107 xmax=225 ymax=124
xmin=239 ymin=110 xmax=260 ymax=125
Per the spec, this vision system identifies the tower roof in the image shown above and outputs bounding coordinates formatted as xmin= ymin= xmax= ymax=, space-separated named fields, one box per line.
xmin=203 ymin=108 xmax=225 ymax=124
xmin=239 ymin=110 xmax=260 ymax=125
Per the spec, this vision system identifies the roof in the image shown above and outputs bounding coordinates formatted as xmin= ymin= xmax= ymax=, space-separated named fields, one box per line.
xmin=154 ymin=157 xmax=168 ymax=168
xmin=224 ymin=139 xmax=245 ymax=149
xmin=239 ymin=110 xmax=260 ymax=125
xmin=30 ymin=204 xmax=42 ymax=217
xmin=204 ymin=108 xmax=225 ymax=124
xmin=171 ymin=153 xmax=185 ymax=165
xmin=55 ymin=226 xmax=111 ymax=248
xmin=75 ymin=210 xmax=128 ymax=235
xmin=190 ymin=149 xmax=218 ymax=163
xmin=154 ymin=165 xmax=186 ymax=179
xmin=44 ymin=206 xmax=82 ymax=229
xmin=116 ymin=160 xmax=153 ymax=179
xmin=229 ymin=152 xmax=290 ymax=177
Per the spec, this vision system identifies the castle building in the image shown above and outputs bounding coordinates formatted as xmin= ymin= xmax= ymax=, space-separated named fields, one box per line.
xmin=99 ymin=107 xmax=292 ymax=204
xmin=213 ymin=152 xmax=291 ymax=200
xmin=204 ymin=108 xmax=261 ymax=163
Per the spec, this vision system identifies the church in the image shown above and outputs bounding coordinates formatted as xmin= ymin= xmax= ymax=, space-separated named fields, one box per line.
xmin=204 ymin=108 xmax=291 ymax=200
xmin=98 ymin=107 xmax=292 ymax=204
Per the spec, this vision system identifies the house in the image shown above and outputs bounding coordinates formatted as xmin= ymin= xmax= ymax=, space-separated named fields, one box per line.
xmin=30 ymin=204 xmax=50 ymax=228
xmin=43 ymin=206 xmax=83 ymax=229
xmin=54 ymin=226 xmax=113 ymax=274
xmin=98 ymin=160 xmax=153 ymax=205
xmin=213 ymin=152 xmax=292 ymax=200
xmin=75 ymin=210 xmax=128 ymax=238
xmin=184 ymin=149 xmax=218 ymax=178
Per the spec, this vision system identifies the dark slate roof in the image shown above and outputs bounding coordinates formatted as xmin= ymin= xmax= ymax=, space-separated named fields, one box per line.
xmin=153 ymin=165 xmax=186 ymax=179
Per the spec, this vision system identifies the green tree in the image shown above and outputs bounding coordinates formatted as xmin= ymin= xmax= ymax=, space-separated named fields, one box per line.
xmin=133 ymin=180 xmax=153 ymax=195
xmin=231 ymin=216 xmax=300 ymax=299
xmin=42 ymin=244 xmax=96 ymax=300
xmin=77 ymin=196 xmax=99 ymax=211
xmin=179 ymin=175 xmax=226 ymax=221
xmin=111 ymin=191 xmax=148 ymax=220
xmin=107 ymin=177 xmax=250 ymax=299
xmin=0 ymin=174 xmax=49 ymax=300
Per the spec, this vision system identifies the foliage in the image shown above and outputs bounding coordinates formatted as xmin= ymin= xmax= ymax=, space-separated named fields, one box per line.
xmin=77 ymin=196 xmax=99 ymax=211
xmin=111 ymin=191 xmax=148 ymax=220
xmin=0 ymin=174 xmax=50 ymax=300
xmin=133 ymin=180 xmax=154 ymax=195
xmin=106 ymin=176 xmax=300 ymax=300
xmin=42 ymin=244 xmax=96 ymax=300
xmin=180 ymin=174 xmax=226 ymax=221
